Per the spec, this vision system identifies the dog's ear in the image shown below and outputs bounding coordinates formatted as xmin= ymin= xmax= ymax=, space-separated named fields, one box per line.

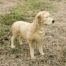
xmin=37 ymin=14 xmax=41 ymax=24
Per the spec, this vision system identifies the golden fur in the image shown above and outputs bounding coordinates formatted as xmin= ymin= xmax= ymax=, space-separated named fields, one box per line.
xmin=11 ymin=11 xmax=54 ymax=59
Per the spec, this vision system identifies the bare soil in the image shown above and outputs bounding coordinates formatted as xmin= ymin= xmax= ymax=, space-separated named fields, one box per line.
xmin=0 ymin=0 xmax=66 ymax=66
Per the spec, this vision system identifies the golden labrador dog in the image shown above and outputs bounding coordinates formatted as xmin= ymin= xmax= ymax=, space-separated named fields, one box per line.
xmin=11 ymin=11 xmax=55 ymax=59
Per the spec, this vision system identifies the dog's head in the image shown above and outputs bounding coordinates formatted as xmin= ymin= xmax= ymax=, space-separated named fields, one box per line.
xmin=36 ymin=11 xmax=55 ymax=25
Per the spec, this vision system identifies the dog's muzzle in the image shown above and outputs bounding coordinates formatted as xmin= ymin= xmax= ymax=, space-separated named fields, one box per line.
xmin=52 ymin=20 xmax=55 ymax=23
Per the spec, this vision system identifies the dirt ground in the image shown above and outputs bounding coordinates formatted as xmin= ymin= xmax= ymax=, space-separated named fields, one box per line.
xmin=0 ymin=0 xmax=66 ymax=66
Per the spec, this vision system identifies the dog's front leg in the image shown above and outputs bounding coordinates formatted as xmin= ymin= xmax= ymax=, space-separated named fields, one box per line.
xmin=28 ymin=41 xmax=35 ymax=59
xmin=38 ymin=43 xmax=44 ymax=56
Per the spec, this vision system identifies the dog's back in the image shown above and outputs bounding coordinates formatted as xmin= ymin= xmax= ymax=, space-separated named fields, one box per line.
xmin=11 ymin=21 xmax=32 ymax=38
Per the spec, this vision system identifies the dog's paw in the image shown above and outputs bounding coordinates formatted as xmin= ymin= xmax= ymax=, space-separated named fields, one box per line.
xmin=31 ymin=56 xmax=36 ymax=59
xmin=20 ymin=42 xmax=23 ymax=45
xmin=41 ymin=52 xmax=45 ymax=56
xmin=11 ymin=45 xmax=15 ymax=49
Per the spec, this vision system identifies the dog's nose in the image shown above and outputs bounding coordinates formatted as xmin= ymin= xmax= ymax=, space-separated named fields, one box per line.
xmin=52 ymin=20 xmax=55 ymax=23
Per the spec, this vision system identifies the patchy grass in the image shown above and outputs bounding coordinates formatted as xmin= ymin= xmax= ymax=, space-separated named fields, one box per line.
xmin=0 ymin=0 xmax=55 ymax=25
xmin=0 ymin=0 xmax=4 ymax=4
xmin=0 ymin=0 xmax=55 ymax=37
xmin=0 ymin=24 xmax=10 ymax=36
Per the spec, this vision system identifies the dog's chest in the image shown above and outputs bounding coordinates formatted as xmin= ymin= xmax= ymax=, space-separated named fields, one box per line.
xmin=37 ymin=27 xmax=45 ymax=34
xmin=33 ymin=28 xmax=45 ymax=40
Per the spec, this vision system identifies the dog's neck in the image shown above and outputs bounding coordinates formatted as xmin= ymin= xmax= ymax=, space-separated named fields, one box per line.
xmin=32 ymin=18 xmax=47 ymax=34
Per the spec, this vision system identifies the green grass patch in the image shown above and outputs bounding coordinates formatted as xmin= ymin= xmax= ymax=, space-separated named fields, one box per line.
xmin=0 ymin=24 xmax=10 ymax=36
xmin=0 ymin=0 xmax=55 ymax=25
xmin=0 ymin=0 xmax=4 ymax=4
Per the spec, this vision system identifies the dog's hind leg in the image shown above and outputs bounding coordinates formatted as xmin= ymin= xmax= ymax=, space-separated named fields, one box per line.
xmin=19 ymin=36 xmax=23 ymax=45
